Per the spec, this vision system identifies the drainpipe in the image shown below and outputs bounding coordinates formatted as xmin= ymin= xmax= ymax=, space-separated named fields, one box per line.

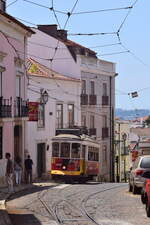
xmin=109 ymin=75 xmax=115 ymax=182
xmin=22 ymin=36 xmax=26 ymax=177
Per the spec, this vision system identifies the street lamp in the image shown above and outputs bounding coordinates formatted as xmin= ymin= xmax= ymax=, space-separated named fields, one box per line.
xmin=40 ymin=89 xmax=48 ymax=104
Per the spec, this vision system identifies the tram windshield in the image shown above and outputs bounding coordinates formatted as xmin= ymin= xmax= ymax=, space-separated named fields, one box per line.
xmin=52 ymin=142 xmax=59 ymax=157
xmin=71 ymin=143 xmax=80 ymax=159
xmin=60 ymin=143 xmax=70 ymax=158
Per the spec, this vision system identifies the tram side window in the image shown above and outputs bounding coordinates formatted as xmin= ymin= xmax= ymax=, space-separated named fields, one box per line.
xmin=71 ymin=143 xmax=80 ymax=158
xmin=52 ymin=142 xmax=59 ymax=157
xmin=88 ymin=147 xmax=99 ymax=161
xmin=61 ymin=143 xmax=70 ymax=158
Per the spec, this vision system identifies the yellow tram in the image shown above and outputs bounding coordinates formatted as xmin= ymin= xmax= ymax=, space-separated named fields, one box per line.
xmin=51 ymin=134 xmax=100 ymax=183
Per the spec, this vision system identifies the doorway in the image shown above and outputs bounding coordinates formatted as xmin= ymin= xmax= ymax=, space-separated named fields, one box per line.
xmin=14 ymin=125 xmax=22 ymax=160
xmin=37 ymin=143 xmax=46 ymax=178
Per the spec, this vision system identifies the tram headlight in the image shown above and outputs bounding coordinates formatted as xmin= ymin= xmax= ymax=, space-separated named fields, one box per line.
xmin=62 ymin=165 xmax=66 ymax=170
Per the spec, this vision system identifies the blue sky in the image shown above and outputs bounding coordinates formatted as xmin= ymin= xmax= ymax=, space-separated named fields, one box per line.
xmin=6 ymin=0 xmax=150 ymax=110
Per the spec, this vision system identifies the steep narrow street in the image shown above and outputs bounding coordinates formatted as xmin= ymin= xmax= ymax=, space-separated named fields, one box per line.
xmin=6 ymin=182 xmax=150 ymax=225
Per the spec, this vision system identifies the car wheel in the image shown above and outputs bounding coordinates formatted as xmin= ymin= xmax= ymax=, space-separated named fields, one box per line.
xmin=141 ymin=189 xmax=147 ymax=204
xmin=132 ymin=184 xmax=138 ymax=194
xmin=129 ymin=183 xmax=132 ymax=192
xmin=146 ymin=202 xmax=150 ymax=217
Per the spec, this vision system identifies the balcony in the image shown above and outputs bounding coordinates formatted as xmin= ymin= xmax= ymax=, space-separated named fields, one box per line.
xmin=14 ymin=97 xmax=28 ymax=117
xmin=89 ymin=95 xmax=97 ymax=105
xmin=89 ymin=128 xmax=97 ymax=136
xmin=102 ymin=96 xmax=109 ymax=106
xmin=0 ymin=97 xmax=12 ymax=118
xmin=80 ymin=94 xmax=88 ymax=105
xmin=102 ymin=127 xmax=109 ymax=139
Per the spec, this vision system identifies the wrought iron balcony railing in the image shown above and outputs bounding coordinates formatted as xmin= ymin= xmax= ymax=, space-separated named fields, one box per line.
xmin=102 ymin=96 xmax=109 ymax=106
xmin=80 ymin=94 xmax=88 ymax=105
xmin=14 ymin=97 xmax=29 ymax=117
xmin=89 ymin=95 xmax=97 ymax=105
xmin=102 ymin=127 xmax=109 ymax=139
xmin=89 ymin=128 xmax=97 ymax=136
xmin=0 ymin=97 xmax=12 ymax=118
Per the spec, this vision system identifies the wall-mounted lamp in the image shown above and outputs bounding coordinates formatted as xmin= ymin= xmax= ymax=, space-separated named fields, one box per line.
xmin=40 ymin=89 xmax=48 ymax=104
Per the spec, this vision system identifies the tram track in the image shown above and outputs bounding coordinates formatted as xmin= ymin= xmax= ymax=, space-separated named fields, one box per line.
xmin=37 ymin=183 xmax=127 ymax=225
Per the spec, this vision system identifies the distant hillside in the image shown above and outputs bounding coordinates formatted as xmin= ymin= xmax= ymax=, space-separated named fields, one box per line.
xmin=115 ymin=108 xmax=150 ymax=120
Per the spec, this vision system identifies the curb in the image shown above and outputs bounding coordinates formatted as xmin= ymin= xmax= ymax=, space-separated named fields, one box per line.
xmin=0 ymin=196 xmax=12 ymax=225
xmin=0 ymin=181 xmax=59 ymax=225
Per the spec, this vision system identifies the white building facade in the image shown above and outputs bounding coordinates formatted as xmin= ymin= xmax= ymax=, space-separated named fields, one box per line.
xmin=27 ymin=25 xmax=116 ymax=181
xmin=78 ymin=55 xmax=116 ymax=181
xmin=26 ymin=58 xmax=81 ymax=179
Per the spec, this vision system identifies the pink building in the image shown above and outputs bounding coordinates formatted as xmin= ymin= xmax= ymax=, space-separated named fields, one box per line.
xmin=0 ymin=1 xmax=34 ymax=185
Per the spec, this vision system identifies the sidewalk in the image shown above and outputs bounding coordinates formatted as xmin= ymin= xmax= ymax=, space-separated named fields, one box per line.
xmin=0 ymin=181 xmax=57 ymax=225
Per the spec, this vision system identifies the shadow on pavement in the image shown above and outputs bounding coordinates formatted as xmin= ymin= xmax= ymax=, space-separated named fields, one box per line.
xmin=8 ymin=184 xmax=57 ymax=201
xmin=9 ymin=213 xmax=42 ymax=225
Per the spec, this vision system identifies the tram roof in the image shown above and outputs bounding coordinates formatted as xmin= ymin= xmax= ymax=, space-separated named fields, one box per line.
xmin=52 ymin=134 xmax=81 ymax=140
xmin=52 ymin=134 xmax=100 ymax=145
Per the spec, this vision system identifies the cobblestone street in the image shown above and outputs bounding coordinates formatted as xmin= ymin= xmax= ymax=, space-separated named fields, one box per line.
xmin=6 ymin=182 xmax=150 ymax=225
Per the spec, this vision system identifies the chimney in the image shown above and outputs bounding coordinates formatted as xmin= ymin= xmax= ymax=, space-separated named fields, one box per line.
xmin=38 ymin=24 xmax=68 ymax=41
xmin=0 ymin=0 xmax=6 ymax=11
xmin=57 ymin=29 xmax=67 ymax=41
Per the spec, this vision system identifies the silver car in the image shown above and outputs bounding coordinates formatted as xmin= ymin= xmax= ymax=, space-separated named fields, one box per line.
xmin=129 ymin=155 xmax=150 ymax=194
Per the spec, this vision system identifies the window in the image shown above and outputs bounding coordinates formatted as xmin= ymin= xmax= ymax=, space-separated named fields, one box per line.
xmin=60 ymin=143 xmax=70 ymax=157
xmin=102 ymin=145 xmax=107 ymax=162
xmin=37 ymin=103 xmax=45 ymax=128
xmin=68 ymin=104 xmax=74 ymax=127
xmin=56 ymin=104 xmax=63 ymax=128
xmin=71 ymin=143 xmax=80 ymax=158
xmin=16 ymin=76 xmax=21 ymax=97
xmin=102 ymin=115 xmax=107 ymax=127
xmin=81 ymin=80 xmax=86 ymax=94
xmin=52 ymin=142 xmax=59 ymax=157
xmin=81 ymin=115 xmax=86 ymax=127
xmin=90 ymin=115 xmax=95 ymax=128
xmin=0 ymin=127 xmax=2 ymax=159
xmin=103 ymin=83 xmax=107 ymax=96
xmin=90 ymin=81 xmax=95 ymax=95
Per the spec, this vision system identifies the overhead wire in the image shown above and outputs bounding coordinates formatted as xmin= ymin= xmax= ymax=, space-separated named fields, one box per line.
xmin=68 ymin=31 xmax=117 ymax=36
xmin=6 ymin=0 xmax=18 ymax=8
xmin=89 ymin=42 xmax=121 ymax=49
xmin=98 ymin=50 xmax=129 ymax=57
xmin=72 ymin=6 xmax=132 ymax=15
xmin=23 ymin=0 xmax=67 ymax=14
xmin=6 ymin=0 xmax=145 ymax=112
xmin=63 ymin=0 xmax=79 ymax=29
xmin=14 ymin=16 xmax=37 ymax=26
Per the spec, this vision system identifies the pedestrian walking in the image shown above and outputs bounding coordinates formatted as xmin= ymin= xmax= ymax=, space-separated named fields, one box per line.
xmin=5 ymin=152 xmax=14 ymax=193
xmin=25 ymin=155 xmax=33 ymax=184
xmin=14 ymin=156 xmax=22 ymax=185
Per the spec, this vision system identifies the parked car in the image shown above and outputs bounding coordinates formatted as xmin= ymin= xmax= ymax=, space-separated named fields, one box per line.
xmin=129 ymin=155 xmax=150 ymax=194
xmin=141 ymin=179 xmax=150 ymax=217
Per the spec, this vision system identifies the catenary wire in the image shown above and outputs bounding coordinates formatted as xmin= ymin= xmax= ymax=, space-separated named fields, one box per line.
xmin=6 ymin=0 xmax=18 ymax=8
xmin=72 ymin=6 xmax=132 ymax=15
